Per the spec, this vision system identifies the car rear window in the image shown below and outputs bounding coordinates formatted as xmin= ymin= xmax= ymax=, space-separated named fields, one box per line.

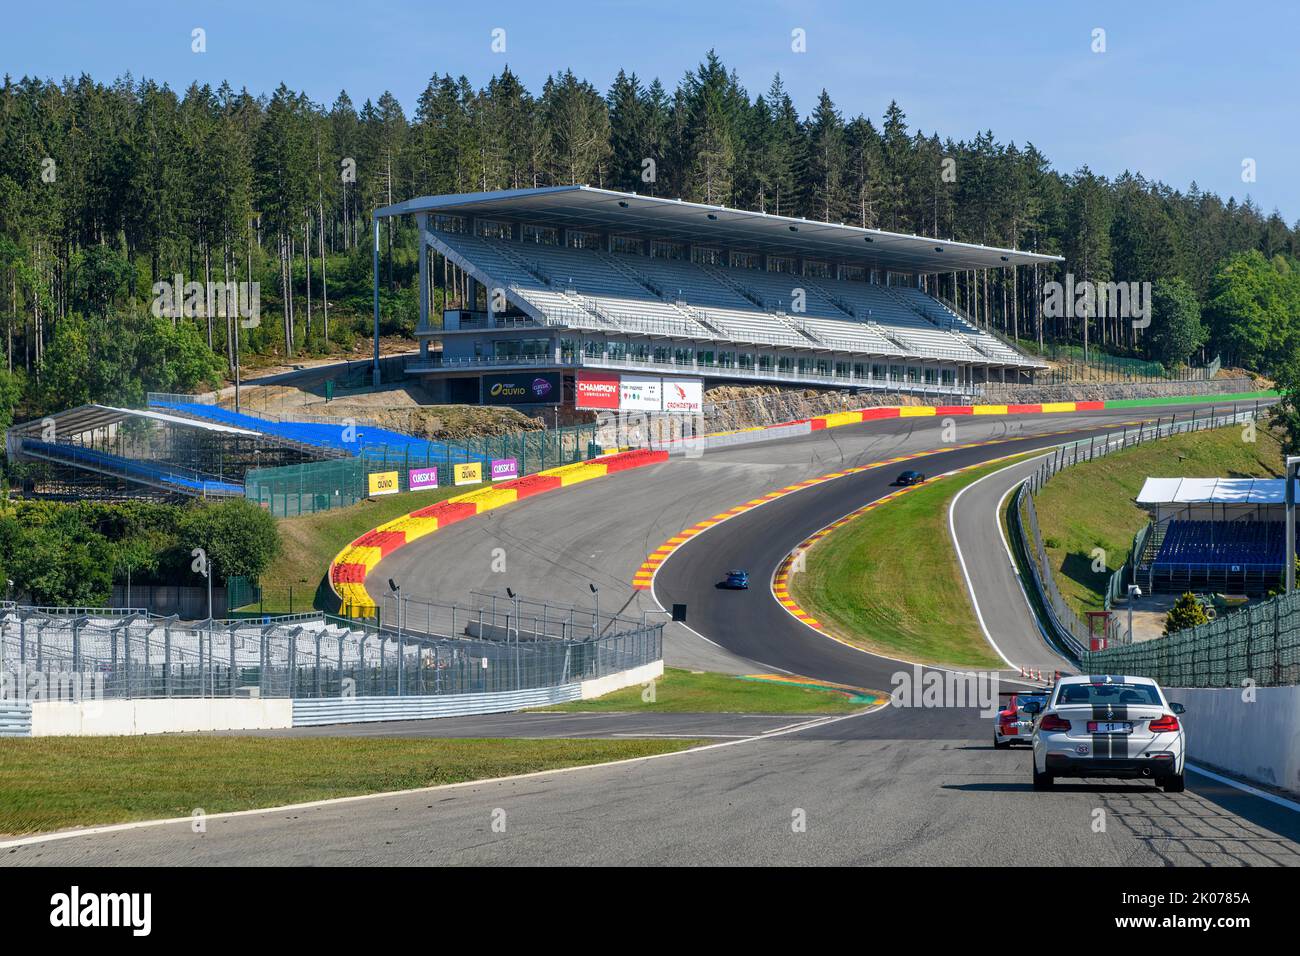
xmin=1053 ymin=683 xmax=1162 ymax=706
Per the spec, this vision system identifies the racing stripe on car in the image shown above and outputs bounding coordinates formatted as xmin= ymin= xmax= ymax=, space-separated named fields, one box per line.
xmin=1090 ymin=703 xmax=1130 ymax=759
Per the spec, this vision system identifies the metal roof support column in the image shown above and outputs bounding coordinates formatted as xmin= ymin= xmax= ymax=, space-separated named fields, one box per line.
xmin=417 ymin=213 xmax=430 ymax=362
xmin=372 ymin=215 xmax=381 ymax=387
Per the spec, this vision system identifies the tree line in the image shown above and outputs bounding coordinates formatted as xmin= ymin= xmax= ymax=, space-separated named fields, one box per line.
xmin=2 ymin=50 xmax=1299 ymax=425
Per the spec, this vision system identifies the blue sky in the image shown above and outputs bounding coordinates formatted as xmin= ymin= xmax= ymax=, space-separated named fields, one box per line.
xmin=5 ymin=0 xmax=1296 ymax=221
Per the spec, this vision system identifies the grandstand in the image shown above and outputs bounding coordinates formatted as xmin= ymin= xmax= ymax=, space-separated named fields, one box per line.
xmin=4 ymin=398 xmax=491 ymax=503
xmin=378 ymin=186 xmax=1056 ymax=401
xmin=1135 ymin=477 xmax=1295 ymax=593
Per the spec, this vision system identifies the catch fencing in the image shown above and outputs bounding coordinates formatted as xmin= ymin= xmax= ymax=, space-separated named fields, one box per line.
xmin=1012 ymin=401 xmax=1300 ymax=686
xmin=0 ymin=594 xmax=662 ymax=702
xmin=244 ymin=421 xmax=600 ymax=517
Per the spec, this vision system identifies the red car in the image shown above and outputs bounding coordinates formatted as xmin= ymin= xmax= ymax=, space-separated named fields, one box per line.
xmin=994 ymin=691 xmax=1046 ymax=748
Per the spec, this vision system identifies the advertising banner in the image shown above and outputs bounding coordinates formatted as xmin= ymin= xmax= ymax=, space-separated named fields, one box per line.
xmin=482 ymin=372 xmax=560 ymax=405
xmin=575 ymin=371 xmax=621 ymax=410
xmin=454 ymin=462 xmax=483 ymax=486
xmin=619 ymin=374 xmax=663 ymax=412
xmin=490 ymin=458 xmax=519 ymax=482
xmin=662 ymin=377 xmax=704 ymax=414
xmin=367 ymin=470 xmax=400 ymax=497
xmin=408 ymin=466 xmax=438 ymax=491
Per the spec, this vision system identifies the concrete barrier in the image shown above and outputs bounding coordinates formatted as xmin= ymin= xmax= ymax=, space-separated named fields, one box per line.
xmin=580 ymin=660 xmax=664 ymax=699
xmin=30 ymin=698 xmax=293 ymax=736
xmin=1171 ymin=685 xmax=1300 ymax=797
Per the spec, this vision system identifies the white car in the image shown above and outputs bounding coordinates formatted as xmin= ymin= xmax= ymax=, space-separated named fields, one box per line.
xmin=1022 ymin=674 xmax=1186 ymax=793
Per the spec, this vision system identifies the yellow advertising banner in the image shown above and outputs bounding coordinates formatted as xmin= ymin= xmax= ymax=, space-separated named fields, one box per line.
xmin=367 ymin=470 xmax=400 ymax=497
xmin=454 ymin=462 xmax=483 ymax=486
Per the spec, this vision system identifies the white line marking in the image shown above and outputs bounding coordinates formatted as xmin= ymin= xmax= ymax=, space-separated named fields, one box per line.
xmin=1188 ymin=763 xmax=1300 ymax=814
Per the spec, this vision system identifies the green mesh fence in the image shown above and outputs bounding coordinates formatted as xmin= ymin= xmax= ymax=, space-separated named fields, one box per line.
xmin=1083 ymin=590 xmax=1300 ymax=688
xmin=244 ymin=422 xmax=601 ymax=517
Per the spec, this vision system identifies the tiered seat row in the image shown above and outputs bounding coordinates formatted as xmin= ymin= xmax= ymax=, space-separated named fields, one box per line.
xmin=1152 ymin=520 xmax=1287 ymax=570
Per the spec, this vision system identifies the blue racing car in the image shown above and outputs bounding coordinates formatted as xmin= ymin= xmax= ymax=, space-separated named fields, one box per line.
xmin=722 ymin=569 xmax=750 ymax=589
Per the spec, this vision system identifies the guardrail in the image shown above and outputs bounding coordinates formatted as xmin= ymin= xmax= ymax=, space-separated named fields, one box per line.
xmin=1011 ymin=403 xmax=1264 ymax=660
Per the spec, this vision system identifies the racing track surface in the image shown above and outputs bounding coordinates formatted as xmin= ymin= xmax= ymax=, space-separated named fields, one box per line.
xmin=8 ymin=399 xmax=1300 ymax=866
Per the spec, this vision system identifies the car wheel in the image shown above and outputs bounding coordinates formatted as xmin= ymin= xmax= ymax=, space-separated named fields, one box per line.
xmin=1162 ymin=773 xmax=1186 ymax=793
xmin=1032 ymin=765 xmax=1054 ymax=790
xmin=994 ymin=736 xmax=1010 ymax=749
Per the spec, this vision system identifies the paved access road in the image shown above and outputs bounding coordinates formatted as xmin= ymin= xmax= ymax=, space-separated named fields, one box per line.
xmin=8 ymin=398 xmax=1298 ymax=866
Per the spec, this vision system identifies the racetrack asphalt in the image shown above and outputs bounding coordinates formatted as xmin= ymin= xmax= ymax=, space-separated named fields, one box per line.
xmin=7 ymin=398 xmax=1298 ymax=865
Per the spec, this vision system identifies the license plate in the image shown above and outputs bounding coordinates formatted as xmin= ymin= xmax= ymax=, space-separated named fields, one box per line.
xmin=1087 ymin=721 xmax=1132 ymax=734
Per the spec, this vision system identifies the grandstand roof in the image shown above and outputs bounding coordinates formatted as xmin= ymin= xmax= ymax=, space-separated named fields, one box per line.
xmin=1136 ymin=477 xmax=1297 ymax=506
xmin=8 ymin=404 xmax=263 ymax=439
xmin=375 ymin=186 xmax=1062 ymax=273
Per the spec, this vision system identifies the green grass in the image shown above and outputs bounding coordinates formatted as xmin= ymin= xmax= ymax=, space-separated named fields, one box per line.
xmin=789 ymin=457 xmax=1038 ymax=668
xmin=247 ymin=483 xmax=482 ymax=613
xmin=537 ymin=667 xmax=876 ymax=713
xmin=1034 ymin=423 xmax=1284 ymax=616
xmin=1103 ymin=390 xmax=1276 ymax=408
xmin=0 ymin=735 xmax=697 ymax=836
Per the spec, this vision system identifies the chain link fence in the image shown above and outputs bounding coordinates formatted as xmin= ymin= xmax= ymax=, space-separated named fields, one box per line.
xmin=1013 ymin=401 xmax=1300 ymax=686
xmin=0 ymin=595 xmax=662 ymax=702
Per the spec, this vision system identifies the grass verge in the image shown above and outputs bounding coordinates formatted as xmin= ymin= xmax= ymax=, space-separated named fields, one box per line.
xmin=1033 ymin=423 xmax=1284 ymax=616
xmin=0 ymin=735 xmax=697 ymax=837
xmin=536 ymin=666 xmax=875 ymax=713
xmin=789 ymin=455 xmax=1039 ymax=668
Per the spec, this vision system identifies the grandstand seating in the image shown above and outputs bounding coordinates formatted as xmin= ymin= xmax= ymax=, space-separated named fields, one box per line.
xmin=431 ymin=230 xmax=1035 ymax=367
xmin=20 ymin=438 xmax=244 ymax=496
xmin=1146 ymin=519 xmax=1288 ymax=592
xmin=149 ymin=400 xmax=487 ymax=465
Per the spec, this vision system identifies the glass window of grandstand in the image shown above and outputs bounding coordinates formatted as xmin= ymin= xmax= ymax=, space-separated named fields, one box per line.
xmin=560 ymin=338 xmax=577 ymax=362
xmin=890 ymin=364 xmax=904 ymax=381
xmin=730 ymin=251 xmax=759 ymax=270
xmin=797 ymin=358 xmax=812 ymax=374
xmin=523 ymin=224 xmax=558 ymax=245
xmin=568 ymin=230 xmax=602 ymax=250
xmin=584 ymin=340 xmax=604 ymax=359
xmin=842 ymin=264 xmax=867 ymax=283
xmin=630 ymin=342 xmax=648 ymax=360
xmin=475 ymin=219 xmax=511 ymax=239
xmin=768 ymin=256 xmax=796 ymax=274
xmin=739 ymin=353 xmax=755 ymax=370
xmin=654 ymin=346 xmax=671 ymax=364
xmin=907 ymin=366 xmax=921 ymax=383
xmin=923 ymin=368 xmax=937 ymax=385
xmin=651 ymin=240 xmax=686 ymax=260
xmin=758 ymin=354 xmax=774 ymax=371
xmin=778 ymin=356 xmax=794 ymax=372
xmin=719 ymin=350 xmax=735 ymax=368
xmin=816 ymin=359 xmax=830 ymax=376
xmin=941 ymin=369 xmax=955 ymax=386
xmin=872 ymin=363 xmax=886 ymax=381
xmin=494 ymin=338 xmax=551 ymax=361
xmin=435 ymin=214 xmax=466 ymax=234
xmin=608 ymin=341 xmax=627 ymax=361
xmin=697 ymin=349 xmax=714 ymax=367
xmin=836 ymin=361 xmax=851 ymax=378
xmin=692 ymin=247 xmax=724 ymax=266
xmin=611 ymin=235 xmax=642 ymax=255
xmin=854 ymin=363 xmax=867 ymax=380
xmin=803 ymin=260 xmax=831 ymax=279
xmin=673 ymin=347 xmax=693 ymax=366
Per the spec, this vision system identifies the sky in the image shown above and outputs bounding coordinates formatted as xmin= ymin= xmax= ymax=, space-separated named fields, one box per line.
xmin=4 ymin=0 xmax=1296 ymax=221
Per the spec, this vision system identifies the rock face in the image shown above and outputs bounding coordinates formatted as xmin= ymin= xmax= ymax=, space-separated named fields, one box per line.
xmin=979 ymin=376 xmax=1262 ymax=405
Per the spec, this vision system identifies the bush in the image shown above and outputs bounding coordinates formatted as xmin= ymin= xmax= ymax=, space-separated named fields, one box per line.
xmin=1163 ymin=591 xmax=1208 ymax=636
xmin=182 ymin=498 xmax=281 ymax=581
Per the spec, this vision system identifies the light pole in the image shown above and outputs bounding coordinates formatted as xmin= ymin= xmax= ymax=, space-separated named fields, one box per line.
xmin=389 ymin=579 xmax=402 ymax=695
xmin=1126 ymin=584 xmax=1142 ymax=644
xmin=1287 ymin=457 xmax=1300 ymax=594
xmin=590 ymin=583 xmax=599 ymax=637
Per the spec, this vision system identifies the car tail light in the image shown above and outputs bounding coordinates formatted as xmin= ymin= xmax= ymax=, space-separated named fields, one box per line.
xmin=1039 ymin=714 xmax=1071 ymax=732
xmin=1148 ymin=714 xmax=1180 ymax=733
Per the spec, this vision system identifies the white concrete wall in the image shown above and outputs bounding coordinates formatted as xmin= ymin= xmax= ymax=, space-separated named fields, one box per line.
xmin=1170 ymin=685 xmax=1300 ymax=797
xmin=31 ymin=698 xmax=293 ymax=737
xmin=581 ymin=660 xmax=664 ymax=699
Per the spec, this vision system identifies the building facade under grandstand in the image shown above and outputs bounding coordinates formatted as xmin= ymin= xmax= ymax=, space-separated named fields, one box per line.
xmin=376 ymin=186 xmax=1058 ymax=406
